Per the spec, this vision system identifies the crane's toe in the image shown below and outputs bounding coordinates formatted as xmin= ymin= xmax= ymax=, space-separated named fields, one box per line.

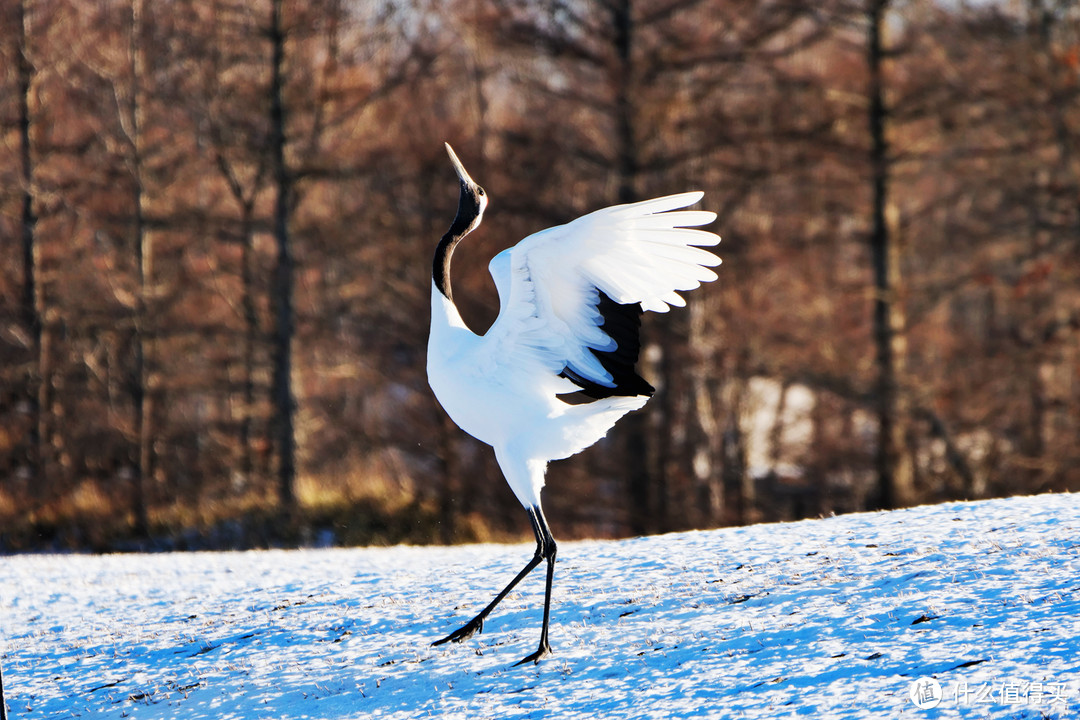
xmin=513 ymin=639 xmax=551 ymax=666
xmin=432 ymin=616 xmax=484 ymax=647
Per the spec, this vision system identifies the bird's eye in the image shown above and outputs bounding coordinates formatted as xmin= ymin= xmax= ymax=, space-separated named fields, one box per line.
xmin=477 ymin=187 xmax=486 ymax=197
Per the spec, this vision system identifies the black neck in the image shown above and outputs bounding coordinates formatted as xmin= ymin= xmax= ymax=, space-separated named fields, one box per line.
xmin=433 ymin=183 xmax=482 ymax=301
xmin=433 ymin=230 xmax=459 ymax=301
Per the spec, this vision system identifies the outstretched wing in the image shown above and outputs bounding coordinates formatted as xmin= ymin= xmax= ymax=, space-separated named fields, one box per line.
xmin=480 ymin=192 xmax=720 ymax=397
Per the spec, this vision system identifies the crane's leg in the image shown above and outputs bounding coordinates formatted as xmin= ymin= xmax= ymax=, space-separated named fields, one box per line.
xmin=432 ymin=505 xmax=557 ymax=665
xmin=514 ymin=505 xmax=556 ymax=665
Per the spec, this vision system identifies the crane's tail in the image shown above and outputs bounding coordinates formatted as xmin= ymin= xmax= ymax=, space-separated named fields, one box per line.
xmin=496 ymin=394 xmax=648 ymax=509
xmin=553 ymin=395 xmax=649 ymax=461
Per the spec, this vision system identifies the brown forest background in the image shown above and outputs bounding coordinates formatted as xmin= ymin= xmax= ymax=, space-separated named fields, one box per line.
xmin=1 ymin=0 xmax=1078 ymax=552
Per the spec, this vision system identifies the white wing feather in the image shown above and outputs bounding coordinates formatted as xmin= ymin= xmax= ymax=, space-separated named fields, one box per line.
xmin=481 ymin=192 xmax=720 ymax=390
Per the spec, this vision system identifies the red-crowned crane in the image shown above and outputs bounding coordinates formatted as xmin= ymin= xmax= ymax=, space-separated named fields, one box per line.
xmin=428 ymin=144 xmax=721 ymax=665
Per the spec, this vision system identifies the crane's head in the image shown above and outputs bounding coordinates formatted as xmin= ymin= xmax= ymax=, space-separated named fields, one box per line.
xmin=444 ymin=143 xmax=487 ymax=236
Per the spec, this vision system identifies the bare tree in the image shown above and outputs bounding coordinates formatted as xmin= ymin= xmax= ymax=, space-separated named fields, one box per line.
xmin=126 ymin=0 xmax=154 ymax=534
xmin=16 ymin=0 xmax=43 ymax=490
xmin=866 ymin=0 xmax=914 ymax=508
xmin=266 ymin=0 xmax=297 ymax=511
xmin=189 ymin=13 xmax=272 ymax=488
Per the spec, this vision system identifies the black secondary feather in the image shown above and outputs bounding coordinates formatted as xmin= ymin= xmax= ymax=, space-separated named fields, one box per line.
xmin=560 ymin=290 xmax=655 ymax=400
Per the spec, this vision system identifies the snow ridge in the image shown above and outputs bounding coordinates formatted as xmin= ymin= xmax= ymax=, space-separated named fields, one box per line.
xmin=2 ymin=493 xmax=1078 ymax=719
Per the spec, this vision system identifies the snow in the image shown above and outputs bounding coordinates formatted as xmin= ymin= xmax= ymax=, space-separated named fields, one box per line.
xmin=2 ymin=493 xmax=1078 ymax=719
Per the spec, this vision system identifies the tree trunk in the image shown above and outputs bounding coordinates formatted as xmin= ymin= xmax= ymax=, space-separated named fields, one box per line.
xmin=723 ymin=374 xmax=753 ymax=525
xmin=269 ymin=0 xmax=296 ymax=510
xmin=689 ymin=299 xmax=723 ymax=526
xmin=17 ymin=0 xmax=44 ymax=493
xmin=609 ymin=0 xmax=660 ymax=535
xmin=867 ymin=0 xmax=914 ymax=510
xmin=612 ymin=0 xmax=637 ymax=206
xmin=129 ymin=0 xmax=152 ymax=536
xmin=239 ymin=209 xmax=258 ymax=490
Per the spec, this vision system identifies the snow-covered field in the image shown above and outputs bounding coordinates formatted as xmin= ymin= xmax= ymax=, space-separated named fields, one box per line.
xmin=2 ymin=493 xmax=1078 ymax=719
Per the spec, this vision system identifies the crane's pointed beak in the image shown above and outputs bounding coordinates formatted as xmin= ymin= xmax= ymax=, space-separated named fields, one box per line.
xmin=445 ymin=143 xmax=477 ymax=187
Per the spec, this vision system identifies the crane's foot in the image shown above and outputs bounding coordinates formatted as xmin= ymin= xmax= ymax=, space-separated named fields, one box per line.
xmin=513 ymin=639 xmax=551 ymax=666
xmin=432 ymin=616 xmax=484 ymax=646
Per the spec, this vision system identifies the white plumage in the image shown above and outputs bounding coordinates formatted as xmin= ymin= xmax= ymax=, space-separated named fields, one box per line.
xmin=428 ymin=144 xmax=720 ymax=664
xmin=429 ymin=192 xmax=720 ymax=507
